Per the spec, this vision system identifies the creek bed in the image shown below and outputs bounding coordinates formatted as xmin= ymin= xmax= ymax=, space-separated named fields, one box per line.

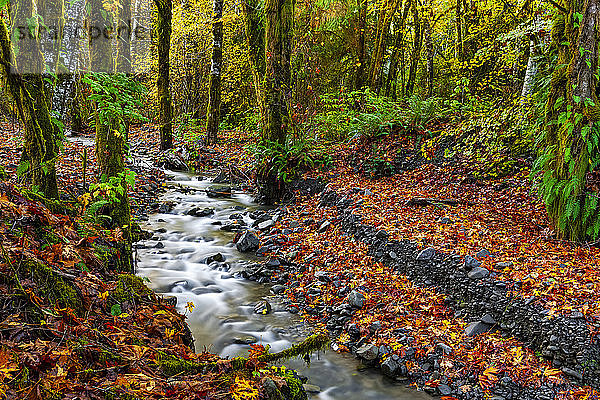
xmin=136 ymin=171 xmax=431 ymax=400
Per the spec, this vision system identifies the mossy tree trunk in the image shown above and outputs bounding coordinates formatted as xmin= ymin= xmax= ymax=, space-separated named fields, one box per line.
xmin=87 ymin=0 xmax=133 ymax=271
xmin=263 ymin=0 xmax=294 ymax=145
xmin=154 ymin=0 xmax=173 ymax=150
xmin=353 ymin=0 xmax=367 ymax=90
xmin=424 ymin=12 xmax=434 ymax=97
xmin=116 ymin=0 xmax=133 ymax=73
xmin=539 ymin=0 xmax=600 ymax=240
xmin=405 ymin=1 xmax=421 ymax=96
xmin=0 ymin=0 xmax=59 ymax=199
xmin=369 ymin=0 xmax=403 ymax=91
xmin=206 ymin=0 xmax=224 ymax=144
xmin=258 ymin=0 xmax=294 ymax=204
xmin=384 ymin=0 xmax=411 ymax=97
xmin=455 ymin=0 xmax=463 ymax=62
xmin=243 ymin=0 xmax=266 ymax=115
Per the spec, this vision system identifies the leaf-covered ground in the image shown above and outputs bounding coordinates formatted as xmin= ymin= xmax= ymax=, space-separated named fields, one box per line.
xmin=0 ymin=125 xmax=303 ymax=400
xmin=196 ymin=129 xmax=600 ymax=399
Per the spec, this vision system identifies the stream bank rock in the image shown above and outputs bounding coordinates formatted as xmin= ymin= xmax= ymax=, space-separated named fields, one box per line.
xmin=236 ymin=231 xmax=260 ymax=252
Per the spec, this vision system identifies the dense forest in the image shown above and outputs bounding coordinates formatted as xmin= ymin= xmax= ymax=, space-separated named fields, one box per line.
xmin=1 ymin=0 xmax=600 ymax=397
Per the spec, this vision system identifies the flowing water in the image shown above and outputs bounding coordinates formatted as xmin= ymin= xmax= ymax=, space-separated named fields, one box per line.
xmin=136 ymin=171 xmax=432 ymax=400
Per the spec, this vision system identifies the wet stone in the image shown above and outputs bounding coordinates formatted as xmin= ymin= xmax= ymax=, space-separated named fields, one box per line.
xmin=416 ymin=247 xmax=435 ymax=261
xmin=468 ymin=267 xmax=490 ymax=280
xmin=205 ymin=253 xmax=225 ymax=264
xmin=356 ymin=344 xmax=379 ymax=361
xmin=233 ymin=335 xmax=258 ymax=345
xmin=464 ymin=255 xmax=482 ymax=269
xmin=464 ymin=321 xmax=493 ymax=337
xmin=236 ymin=231 xmax=260 ymax=253
xmin=347 ymin=290 xmax=366 ymax=308
xmin=270 ymin=284 xmax=286 ymax=294
xmin=254 ymin=300 xmax=272 ymax=315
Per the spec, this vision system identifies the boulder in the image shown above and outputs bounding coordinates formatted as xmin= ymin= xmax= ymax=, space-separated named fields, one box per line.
xmin=347 ymin=290 xmax=366 ymax=308
xmin=464 ymin=321 xmax=493 ymax=337
xmin=356 ymin=344 xmax=379 ymax=361
xmin=468 ymin=267 xmax=490 ymax=280
xmin=381 ymin=355 xmax=403 ymax=377
xmin=236 ymin=231 xmax=260 ymax=253
xmin=205 ymin=253 xmax=225 ymax=264
xmin=416 ymin=247 xmax=436 ymax=261
xmin=464 ymin=255 xmax=482 ymax=269
xmin=254 ymin=300 xmax=272 ymax=315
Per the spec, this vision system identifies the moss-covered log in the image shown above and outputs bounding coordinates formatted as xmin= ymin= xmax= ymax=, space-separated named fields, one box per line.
xmin=157 ymin=333 xmax=329 ymax=376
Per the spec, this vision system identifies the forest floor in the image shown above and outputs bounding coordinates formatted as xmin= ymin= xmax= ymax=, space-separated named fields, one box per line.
xmin=2 ymin=119 xmax=600 ymax=399
xmin=0 ymin=122 xmax=308 ymax=400
xmin=195 ymin=128 xmax=600 ymax=399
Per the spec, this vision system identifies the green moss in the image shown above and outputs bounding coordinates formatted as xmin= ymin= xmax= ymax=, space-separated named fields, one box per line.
xmin=155 ymin=352 xmax=199 ymax=376
xmin=0 ymin=165 xmax=7 ymax=180
xmin=23 ymin=260 xmax=83 ymax=313
xmin=111 ymin=274 xmax=153 ymax=305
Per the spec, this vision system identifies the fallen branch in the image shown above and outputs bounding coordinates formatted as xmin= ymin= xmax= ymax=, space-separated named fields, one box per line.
xmin=157 ymin=333 xmax=330 ymax=376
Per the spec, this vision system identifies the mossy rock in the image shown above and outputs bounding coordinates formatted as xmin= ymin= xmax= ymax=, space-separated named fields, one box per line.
xmin=22 ymin=259 xmax=83 ymax=313
xmin=111 ymin=274 xmax=153 ymax=305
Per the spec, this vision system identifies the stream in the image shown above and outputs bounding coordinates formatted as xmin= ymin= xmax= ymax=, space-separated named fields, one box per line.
xmin=135 ymin=170 xmax=432 ymax=400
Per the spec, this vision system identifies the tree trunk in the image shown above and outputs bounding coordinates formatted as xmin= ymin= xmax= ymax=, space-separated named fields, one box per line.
xmin=539 ymin=0 xmax=600 ymax=240
xmin=259 ymin=0 xmax=294 ymax=204
xmin=521 ymin=34 xmax=540 ymax=100
xmin=455 ymin=0 xmax=463 ymax=62
xmin=424 ymin=13 xmax=434 ymax=96
xmin=116 ymin=0 xmax=133 ymax=73
xmin=88 ymin=0 xmax=133 ymax=271
xmin=369 ymin=0 xmax=403 ymax=90
xmin=0 ymin=0 xmax=59 ymax=199
xmin=405 ymin=2 xmax=421 ymax=96
xmin=206 ymin=0 xmax=224 ymax=144
xmin=243 ymin=0 xmax=266 ymax=114
xmin=154 ymin=0 xmax=173 ymax=150
xmin=353 ymin=0 xmax=367 ymax=90
xmin=384 ymin=0 xmax=411 ymax=96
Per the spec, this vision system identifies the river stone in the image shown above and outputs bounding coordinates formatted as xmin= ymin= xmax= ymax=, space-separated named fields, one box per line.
xmin=206 ymin=253 xmax=225 ymax=264
xmin=416 ymin=247 xmax=435 ymax=261
xmin=233 ymin=335 xmax=258 ymax=345
xmin=496 ymin=261 xmax=514 ymax=268
xmin=356 ymin=344 xmax=379 ymax=361
xmin=254 ymin=300 xmax=272 ymax=315
xmin=302 ymin=384 xmax=321 ymax=394
xmin=258 ymin=219 xmax=274 ymax=230
xmin=468 ymin=266 xmax=490 ymax=279
xmin=476 ymin=249 xmax=492 ymax=258
xmin=481 ymin=313 xmax=496 ymax=325
xmin=464 ymin=321 xmax=493 ymax=337
xmin=318 ymin=221 xmax=331 ymax=232
xmin=381 ymin=355 xmax=402 ymax=377
xmin=206 ymin=187 xmax=232 ymax=198
xmin=347 ymin=290 xmax=366 ymax=308
xmin=270 ymin=284 xmax=286 ymax=294
xmin=237 ymin=231 xmax=260 ymax=252
xmin=464 ymin=255 xmax=482 ymax=269
xmin=289 ymin=221 xmax=300 ymax=228
xmin=436 ymin=343 xmax=453 ymax=355
xmin=437 ymin=384 xmax=452 ymax=396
